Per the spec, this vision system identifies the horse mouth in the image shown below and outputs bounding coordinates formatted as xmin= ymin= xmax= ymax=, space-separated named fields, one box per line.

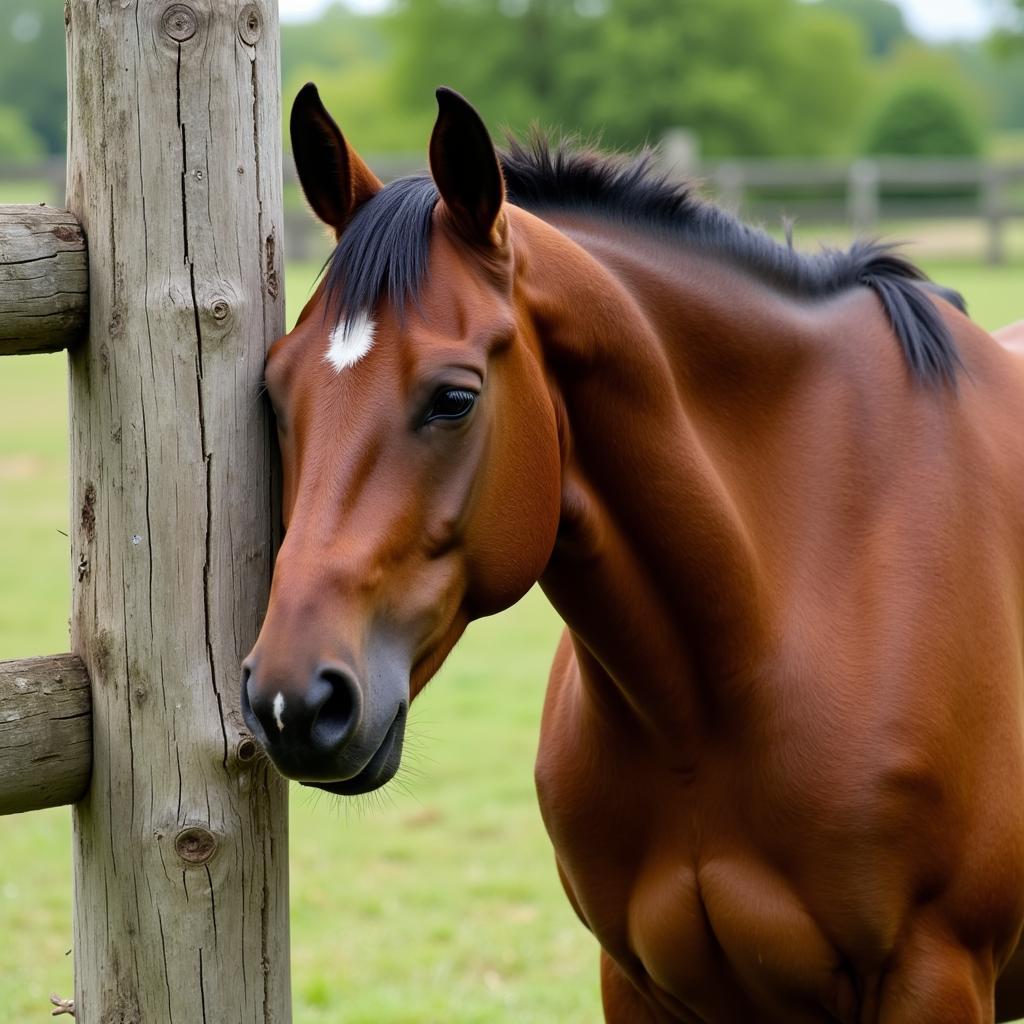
xmin=303 ymin=704 xmax=407 ymax=796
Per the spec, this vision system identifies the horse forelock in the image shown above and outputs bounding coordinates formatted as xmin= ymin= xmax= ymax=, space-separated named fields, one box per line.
xmin=322 ymin=174 xmax=438 ymax=331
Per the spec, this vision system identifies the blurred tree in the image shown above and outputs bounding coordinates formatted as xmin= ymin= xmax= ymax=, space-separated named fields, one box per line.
xmin=990 ymin=0 xmax=1024 ymax=55
xmin=862 ymin=44 xmax=987 ymax=156
xmin=282 ymin=4 xmax=425 ymax=153
xmin=388 ymin=0 xmax=868 ymax=157
xmin=953 ymin=42 xmax=1024 ymax=132
xmin=0 ymin=2 xmax=66 ymax=155
xmin=817 ymin=0 xmax=910 ymax=57
xmin=282 ymin=3 xmax=390 ymax=91
xmin=0 ymin=103 xmax=44 ymax=162
xmin=388 ymin=0 xmax=605 ymax=141
xmin=864 ymin=84 xmax=983 ymax=156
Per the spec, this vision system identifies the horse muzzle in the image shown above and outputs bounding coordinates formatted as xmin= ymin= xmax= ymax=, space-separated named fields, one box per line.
xmin=241 ymin=658 xmax=408 ymax=794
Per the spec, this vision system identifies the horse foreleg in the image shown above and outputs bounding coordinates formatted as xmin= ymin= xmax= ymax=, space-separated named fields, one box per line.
xmin=876 ymin=930 xmax=992 ymax=1024
xmin=600 ymin=952 xmax=676 ymax=1023
xmin=995 ymin=938 xmax=1024 ymax=1023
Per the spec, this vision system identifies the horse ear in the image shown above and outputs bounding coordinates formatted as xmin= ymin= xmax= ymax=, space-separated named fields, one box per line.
xmin=290 ymin=83 xmax=382 ymax=236
xmin=429 ymin=87 xmax=505 ymax=245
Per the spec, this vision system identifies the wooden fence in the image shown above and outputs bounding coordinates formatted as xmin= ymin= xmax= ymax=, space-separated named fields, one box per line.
xmin=0 ymin=2 xmax=290 ymax=1021
xmin=8 ymin=152 xmax=1024 ymax=265
xmin=702 ymin=157 xmax=1024 ymax=265
xmin=282 ymin=154 xmax=1024 ymax=264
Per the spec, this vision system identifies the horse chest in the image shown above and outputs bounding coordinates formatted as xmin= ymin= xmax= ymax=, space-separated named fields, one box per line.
xmin=539 ymin=757 xmax=854 ymax=1021
xmin=536 ymin=671 xmax=867 ymax=1019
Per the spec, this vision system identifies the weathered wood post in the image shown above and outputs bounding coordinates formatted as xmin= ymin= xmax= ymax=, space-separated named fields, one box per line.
xmin=982 ymin=166 xmax=1007 ymax=267
xmin=64 ymin=1 xmax=290 ymax=1020
xmin=0 ymin=206 xmax=87 ymax=355
xmin=848 ymin=158 xmax=881 ymax=237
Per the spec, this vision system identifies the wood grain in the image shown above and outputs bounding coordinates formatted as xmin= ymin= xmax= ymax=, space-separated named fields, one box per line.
xmin=65 ymin=1 xmax=290 ymax=1020
xmin=0 ymin=654 xmax=91 ymax=815
xmin=0 ymin=205 xmax=87 ymax=355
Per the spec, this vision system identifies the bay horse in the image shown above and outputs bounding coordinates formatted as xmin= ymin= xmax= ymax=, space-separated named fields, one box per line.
xmin=242 ymin=84 xmax=1024 ymax=1022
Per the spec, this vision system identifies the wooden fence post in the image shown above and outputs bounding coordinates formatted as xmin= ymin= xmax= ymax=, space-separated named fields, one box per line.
xmin=982 ymin=166 xmax=1007 ymax=266
xmin=64 ymin=1 xmax=290 ymax=1020
xmin=847 ymin=159 xmax=880 ymax=236
xmin=714 ymin=161 xmax=744 ymax=214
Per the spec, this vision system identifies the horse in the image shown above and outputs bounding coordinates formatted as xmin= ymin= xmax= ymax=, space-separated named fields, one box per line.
xmin=241 ymin=83 xmax=1024 ymax=1022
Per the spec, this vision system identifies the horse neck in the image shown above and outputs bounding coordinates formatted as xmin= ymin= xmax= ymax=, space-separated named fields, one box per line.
xmin=522 ymin=211 xmax=803 ymax=738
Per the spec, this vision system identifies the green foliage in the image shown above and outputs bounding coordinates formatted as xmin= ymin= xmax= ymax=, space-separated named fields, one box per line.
xmin=862 ymin=46 xmax=986 ymax=156
xmin=282 ymin=6 xmax=426 ymax=153
xmin=0 ymin=2 xmax=67 ymax=155
xmin=958 ymin=41 xmax=1024 ymax=131
xmin=767 ymin=7 xmax=869 ymax=156
xmin=0 ymin=103 xmax=44 ymax=162
xmin=387 ymin=0 xmax=868 ymax=157
xmin=864 ymin=83 xmax=983 ymax=157
xmin=0 ymin=0 xmax=1011 ymax=165
xmin=988 ymin=1 xmax=1024 ymax=56
xmin=281 ymin=2 xmax=392 ymax=86
xmin=818 ymin=0 xmax=910 ymax=57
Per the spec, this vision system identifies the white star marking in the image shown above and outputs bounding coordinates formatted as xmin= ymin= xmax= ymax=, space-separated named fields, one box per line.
xmin=325 ymin=312 xmax=375 ymax=373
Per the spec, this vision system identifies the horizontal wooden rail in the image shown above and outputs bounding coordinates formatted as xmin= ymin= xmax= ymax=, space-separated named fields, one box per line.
xmin=0 ymin=653 xmax=91 ymax=815
xmin=0 ymin=205 xmax=88 ymax=356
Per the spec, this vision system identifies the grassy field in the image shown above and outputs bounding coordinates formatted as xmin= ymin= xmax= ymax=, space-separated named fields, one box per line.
xmin=0 ymin=252 xmax=1021 ymax=1023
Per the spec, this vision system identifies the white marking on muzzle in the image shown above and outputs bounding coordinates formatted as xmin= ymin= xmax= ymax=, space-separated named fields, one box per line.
xmin=325 ymin=312 xmax=375 ymax=373
xmin=272 ymin=692 xmax=285 ymax=734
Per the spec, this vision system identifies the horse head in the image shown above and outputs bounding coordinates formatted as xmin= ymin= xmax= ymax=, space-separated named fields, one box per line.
xmin=241 ymin=85 xmax=562 ymax=793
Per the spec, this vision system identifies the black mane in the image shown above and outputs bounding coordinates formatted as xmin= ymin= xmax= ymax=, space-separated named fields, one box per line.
xmin=323 ymin=136 xmax=964 ymax=387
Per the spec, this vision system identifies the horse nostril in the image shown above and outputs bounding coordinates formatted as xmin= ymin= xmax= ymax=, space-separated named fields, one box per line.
xmin=310 ymin=664 xmax=362 ymax=747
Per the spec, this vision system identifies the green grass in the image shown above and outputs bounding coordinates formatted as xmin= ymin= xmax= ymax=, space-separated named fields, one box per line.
xmin=0 ymin=180 xmax=58 ymax=207
xmin=919 ymin=260 xmax=1023 ymax=329
xmin=0 ymin=256 xmax=1021 ymax=1022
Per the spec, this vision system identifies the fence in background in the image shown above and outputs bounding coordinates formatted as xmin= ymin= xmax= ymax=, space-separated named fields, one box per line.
xmin=703 ymin=157 xmax=1024 ymax=265
xmin=284 ymin=155 xmax=1024 ymax=265
xmin=6 ymin=153 xmax=1023 ymax=265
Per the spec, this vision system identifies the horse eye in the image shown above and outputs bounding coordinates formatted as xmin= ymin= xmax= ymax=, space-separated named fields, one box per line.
xmin=425 ymin=387 xmax=477 ymax=424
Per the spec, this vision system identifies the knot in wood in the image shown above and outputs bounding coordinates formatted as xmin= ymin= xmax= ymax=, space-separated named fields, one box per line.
xmin=238 ymin=4 xmax=262 ymax=44
xmin=174 ymin=826 xmax=218 ymax=865
xmin=162 ymin=3 xmax=197 ymax=41
xmin=236 ymin=736 xmax=259 ymax=763
xmin=210 ymin=298 xmax=231 ymax=322
xmin=54 ymin=224 xmax=83 ymax=244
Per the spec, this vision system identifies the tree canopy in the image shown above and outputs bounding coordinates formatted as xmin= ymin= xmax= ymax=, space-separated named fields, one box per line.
xmin=386 ymin=0 xmax=867 ymax=156
xmin=864 ymin=83 xmax=983 ymax=156
xmin=0 ymin=0 xmax=1014 ymax=162
xmin=818 ymin=0 xmax=910 ymax=57
xmin=0 ymin=2 xmax=66 ymax=156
